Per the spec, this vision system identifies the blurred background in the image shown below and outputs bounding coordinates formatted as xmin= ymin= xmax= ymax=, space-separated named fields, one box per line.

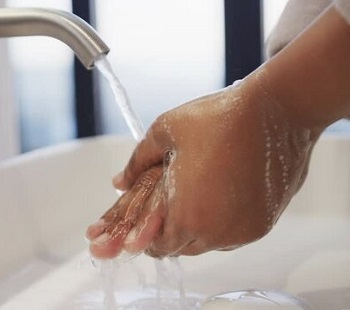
xmin=0 ymin=0 xmax=349 ymax=161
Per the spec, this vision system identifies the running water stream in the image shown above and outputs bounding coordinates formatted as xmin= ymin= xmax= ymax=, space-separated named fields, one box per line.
xmin=92 ymin=56 xmax=202 ymax=309
xmin=95 ymin=57 xmax=145 ymax=142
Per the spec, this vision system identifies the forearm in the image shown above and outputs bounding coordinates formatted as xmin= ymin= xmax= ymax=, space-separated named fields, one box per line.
xmin=263 ymin=6 xmax=350 ymax=132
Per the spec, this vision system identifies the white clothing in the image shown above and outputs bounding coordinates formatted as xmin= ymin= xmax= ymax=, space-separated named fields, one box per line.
xmin=266 ymin=0 xmax=350 ymax=58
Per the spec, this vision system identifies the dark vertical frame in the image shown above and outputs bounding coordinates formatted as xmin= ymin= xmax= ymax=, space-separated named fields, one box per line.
xmin=224 ymin=0 xmax=262 ymax=85
xmin=72 ymin=0 xmax=96 ymax=138
xmin=71 ymin=1 xmax=263 ymax=136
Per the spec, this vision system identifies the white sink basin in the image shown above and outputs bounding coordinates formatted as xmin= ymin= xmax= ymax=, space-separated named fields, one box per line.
xmin=0 ymin=134 xmax=349 ymax=309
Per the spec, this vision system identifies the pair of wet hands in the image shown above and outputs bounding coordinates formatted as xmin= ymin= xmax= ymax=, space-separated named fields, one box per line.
xmin=86 ymin=166 xmax=163 ymax=259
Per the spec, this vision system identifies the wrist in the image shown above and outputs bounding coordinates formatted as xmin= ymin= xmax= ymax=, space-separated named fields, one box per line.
xmin=232 ymin=68 xmax=317 ymax=221
xmin=262 ymin=6 xmax=350 ymax=133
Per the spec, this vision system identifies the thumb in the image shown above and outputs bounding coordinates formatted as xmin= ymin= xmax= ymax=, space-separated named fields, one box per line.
xmin=113 ymin=127 xmax=168 ymax=190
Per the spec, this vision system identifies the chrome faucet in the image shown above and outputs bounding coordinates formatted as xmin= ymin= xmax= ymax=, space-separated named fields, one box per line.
xmin=0 ymin=8 xmax=110 ymax=69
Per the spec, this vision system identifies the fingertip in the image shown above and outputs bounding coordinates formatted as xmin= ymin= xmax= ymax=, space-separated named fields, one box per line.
xmin=85 ymin=219 xmax=107 ymax=240
xmin=89 ymin=233 xmax=124 ymax=259
xmin=112 ymin=171 xmax=128 ymax=190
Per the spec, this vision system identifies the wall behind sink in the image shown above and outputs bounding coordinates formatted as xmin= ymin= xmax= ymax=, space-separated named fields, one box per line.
xmin=0 ymin=0 xmax=19 ymax=161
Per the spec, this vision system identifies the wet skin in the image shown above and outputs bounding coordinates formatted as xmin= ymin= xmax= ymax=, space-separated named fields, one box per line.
xmin=87 ymin=6 xmax=350 ymax=260
xmin=86 ymin=166 xmax=163 ymax=259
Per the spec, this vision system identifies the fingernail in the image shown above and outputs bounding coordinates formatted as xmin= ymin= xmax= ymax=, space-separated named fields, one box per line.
xmin=124 ymin=228 xmax=138 ymax=244
xmin=92 ymin=218 xmax=106 ymax=227
xmin=93 ymin=233 xmax=110 ymax=245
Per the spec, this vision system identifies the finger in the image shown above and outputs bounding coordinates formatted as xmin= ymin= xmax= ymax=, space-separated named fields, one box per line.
xmin=88 ymin=166 xmax=163 ymax=259
xmin=113 ymin=120 xmax=170 ymax=191
xmin=86 ymin=219 xmax=109 ymax=240
xmin=89 ymin=231 xmax=125 ymax=259
xmin=123 ymin=181 xmax=165 ymax=254
xmin=85 ymin=193 xmax=130 ymax=241
xmin=123 ymin=212 xmax=163 ymax=254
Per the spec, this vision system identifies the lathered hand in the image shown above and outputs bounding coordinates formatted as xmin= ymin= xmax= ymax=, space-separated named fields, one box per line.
xmin=112 ymin=74 xmax=317 ymax=258
xmin=86 ymin=5 xmax=350 ymax=260
xmin=86 ymin=166 xmax=163 ymax=259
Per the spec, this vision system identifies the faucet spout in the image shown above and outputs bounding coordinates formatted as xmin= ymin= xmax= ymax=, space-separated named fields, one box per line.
xmin=0 ymin=8 xmax=110 ymax=70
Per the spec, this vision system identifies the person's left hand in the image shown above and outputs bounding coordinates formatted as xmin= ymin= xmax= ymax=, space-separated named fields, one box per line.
xmin=86 ymin=165 xmax=163 ymax=258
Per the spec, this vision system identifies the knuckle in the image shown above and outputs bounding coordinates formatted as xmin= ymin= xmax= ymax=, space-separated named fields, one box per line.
xmin=150 ymin=113 xmax=172 ymax=143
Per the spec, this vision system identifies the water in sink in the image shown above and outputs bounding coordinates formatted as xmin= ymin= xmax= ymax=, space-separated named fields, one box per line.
xmin=71 ymin=256 xmax=203 ymax=309
xmin=70 ymin=256 xmax=310 ymax=310
xmin=201 ymin=290 xmax=311 ymax=310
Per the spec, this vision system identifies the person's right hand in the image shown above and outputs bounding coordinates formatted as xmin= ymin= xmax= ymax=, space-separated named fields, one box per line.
xmin=86 ymin=69 xmax=320 ymax=259
xmin=87 ymin=5 xmax=350 ymax=260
